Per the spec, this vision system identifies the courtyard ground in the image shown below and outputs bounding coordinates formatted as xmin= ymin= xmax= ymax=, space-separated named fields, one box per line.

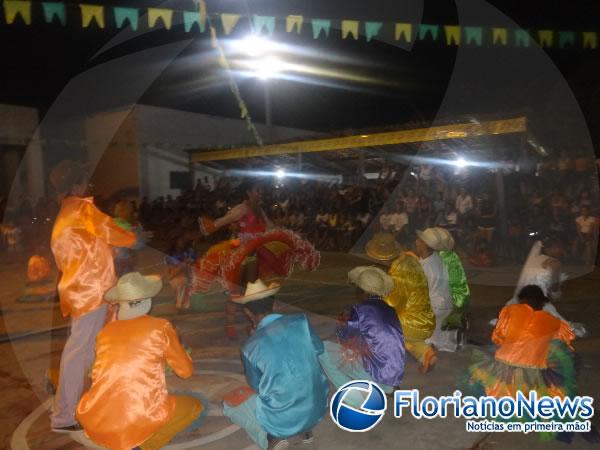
xmin=1 ymin=248 xmax=599 ymax=449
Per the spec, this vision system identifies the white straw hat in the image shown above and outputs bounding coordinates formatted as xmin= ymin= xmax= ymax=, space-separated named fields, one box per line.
xmin=348 ymin=266 xmax=395 ymax=298
xmin=434 ymin=227 xmax=455 ymax=251
xmin=416 ymin=228 xmax=444 ymax=251
xmin=231 ymin=279 xmax=281 ymax=304
xmin=105 ymin=272 xmax=163 ymax=303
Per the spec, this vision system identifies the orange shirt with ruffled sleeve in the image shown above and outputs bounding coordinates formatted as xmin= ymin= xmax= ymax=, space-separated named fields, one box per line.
xmin=51 ymin=197 xmax=136 ymax=318
xmin=493 ymin=304 xmax=574 ymax=369
xmin=77 ymin=315 xmax=193 ymax=450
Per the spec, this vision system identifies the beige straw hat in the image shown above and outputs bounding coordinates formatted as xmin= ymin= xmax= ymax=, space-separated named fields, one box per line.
xmin=365 ymin=232 xmax=402 ymax=261
xmin=348 ymin=266 xmax=395 ymax=297
xmin=416 ymin=228 xmax=444 ymax=251
xmin=105 ymin=272 xmax=163 ymax=303
xmin=231 ymin=279 xmax=281 ymax=304
xmin=434 ymin=227 xmax=455 ymax=251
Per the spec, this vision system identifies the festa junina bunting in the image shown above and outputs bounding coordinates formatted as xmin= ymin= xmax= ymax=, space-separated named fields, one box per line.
xmin=0 ymin=0 xmax=598 ymax=50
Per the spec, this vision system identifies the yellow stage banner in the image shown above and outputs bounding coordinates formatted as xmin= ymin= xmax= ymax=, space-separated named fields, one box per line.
xmin=191 ymin=117 xmax=527 ymax=162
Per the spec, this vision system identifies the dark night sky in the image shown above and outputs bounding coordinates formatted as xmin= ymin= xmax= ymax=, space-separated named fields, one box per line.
xmin=1 ymin=0 xmax=600 ymax=152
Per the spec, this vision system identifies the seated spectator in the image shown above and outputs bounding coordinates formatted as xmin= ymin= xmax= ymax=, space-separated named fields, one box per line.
xmin=319 ymin=266 xmax=405 ymax=406
xmin=223 ymin=280 xmax=328 ymax=449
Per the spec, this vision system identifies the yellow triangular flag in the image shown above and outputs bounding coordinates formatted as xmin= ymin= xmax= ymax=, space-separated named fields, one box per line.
xmin=444 ymin=25 xmax=460 ymax=45
xmin=342 ymin=20 xmax=359 ymax=40
xmin=80 ymin=4 xmax=105 ymax=29
xmin=221 ymin=13 xmax=240 ymax=35
xmin=492 ymin=28 xmax=507 ymax=45
xmin=148 ymin=8 xmax=173 ymax=30
xmin=538 ymin=30 xmax=553 ymax=47
xmin=583 ymin=32 xmax=597 ymax=49
xmin=395 ymin=23 xmax=412 ymax=42
xmin=286 ymin=15 xmax=303 ymax=33
xmin=4 ymin=0 xmax=31 ymax=25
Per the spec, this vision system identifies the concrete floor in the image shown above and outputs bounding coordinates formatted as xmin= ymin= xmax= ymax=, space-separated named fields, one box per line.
xmin=1 ymin=248 xmax=599 ymax=449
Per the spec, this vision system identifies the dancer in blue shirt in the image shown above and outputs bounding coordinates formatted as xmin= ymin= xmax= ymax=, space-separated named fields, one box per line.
xmin=223 ymin=279 xmax=329 ymax=450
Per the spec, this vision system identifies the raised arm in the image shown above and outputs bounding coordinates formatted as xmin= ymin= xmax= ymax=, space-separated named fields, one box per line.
xmin=213 ymin=203 xmax=248 ymax=230
xmin=83 ymin=202 xmax=136 ymax=248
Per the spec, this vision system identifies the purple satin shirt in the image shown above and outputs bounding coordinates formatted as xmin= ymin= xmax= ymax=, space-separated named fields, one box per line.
xmin=337 ymin=296 xmax=406 ymax=387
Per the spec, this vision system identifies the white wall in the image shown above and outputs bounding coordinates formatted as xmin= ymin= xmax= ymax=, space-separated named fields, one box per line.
xmin=132 ymin=105 xmax=318 ymax=199
xmin=0 ymin=104 xmax=44 ymax=203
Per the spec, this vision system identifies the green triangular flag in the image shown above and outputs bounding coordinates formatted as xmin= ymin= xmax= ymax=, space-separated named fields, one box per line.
xmin=365 ymin=21 xmax=383 ymax=42
xmin=558 ymin=31 xmax=575 ymax=49
xmin=254 ymin=15 xmax=275 ymax=35
xmin=312 ymin=19 xmax=331 ymax=39
xmin=418 ymin=24 xmax=439 ymax=40
xmin=42 ymin=2 xmax=66 ymax=26
xmin=183 ymin=10 xmax=205 ymax=32
xmin=113 ymin=7 xmax=138 ymax=31
xmin=464 ymin=27 xmax=482 ymax=46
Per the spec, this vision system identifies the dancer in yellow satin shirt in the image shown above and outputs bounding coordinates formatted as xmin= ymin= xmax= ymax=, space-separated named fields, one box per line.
xmin=384 ymin=252 xmax=437 ymax=374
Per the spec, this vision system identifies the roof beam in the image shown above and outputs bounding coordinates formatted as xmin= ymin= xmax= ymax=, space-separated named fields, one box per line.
xmin=190 ymin=117 xmax=526 ymax=162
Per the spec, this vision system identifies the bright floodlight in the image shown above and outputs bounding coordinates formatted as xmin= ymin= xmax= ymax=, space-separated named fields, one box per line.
xmin=236 ymin=35 xmax=274 ymax=57
xmin=252 ymin=56 xmax=284 ymax=80
xmin=453 ymin=157 xmax=468 ymax=168
xmin=276 ymin=169 xmax=286 ymax=179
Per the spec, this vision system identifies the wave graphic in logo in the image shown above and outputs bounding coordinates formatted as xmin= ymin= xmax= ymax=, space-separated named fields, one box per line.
xmin=330 ymin=380 xmax=387 ymax=432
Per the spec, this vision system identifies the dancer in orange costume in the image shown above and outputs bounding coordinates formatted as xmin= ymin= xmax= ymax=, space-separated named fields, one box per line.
xmin=49 ymin=160 xmax=137 ymax=433
xmin=77 ymin=272 xmax=204 ymax=450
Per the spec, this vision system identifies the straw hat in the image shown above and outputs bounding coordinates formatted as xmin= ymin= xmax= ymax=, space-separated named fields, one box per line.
xmin=348 ymin=266 xmax=395 ymax=297
xmin=434 ymin=227 xmax=455 ymax=251
xmin=231 ymin=279 xmax=281 ymax=304
xmin=105 ymin=273 xmax=162 ymax=320
xmin=365 ymin=232 xmax=402 ymax=261
xmin=416 ymin=228 xmax=444 ymax=251
xmin=105 ymin=272 xmax=163 ymax=303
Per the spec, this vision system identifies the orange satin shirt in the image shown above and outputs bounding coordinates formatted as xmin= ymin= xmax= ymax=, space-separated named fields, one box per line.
xmin=493 ymin=304 xmax=575 ymax=369
xmin=51 ymin=196 xmax=136 ymax=318
xmin=77 ymin=315 xmax=193 ymax=450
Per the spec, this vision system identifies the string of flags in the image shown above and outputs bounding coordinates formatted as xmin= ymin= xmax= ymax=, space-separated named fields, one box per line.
xmin=1 ymin=0 xmax=598 ymax=50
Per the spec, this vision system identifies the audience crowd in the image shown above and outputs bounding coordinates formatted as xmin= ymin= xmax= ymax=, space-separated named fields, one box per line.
xmin=1 ymin=152 xmax=599 ymax=267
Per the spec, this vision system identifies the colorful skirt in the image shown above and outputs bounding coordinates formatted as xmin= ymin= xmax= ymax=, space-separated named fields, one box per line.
xmin=458 ymin=340 xmax=577 ymax=441
xmin=192 ymin=229 xmax=320 ymax=295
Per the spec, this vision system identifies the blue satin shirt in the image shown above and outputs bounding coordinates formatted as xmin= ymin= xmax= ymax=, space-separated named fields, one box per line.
xmin=242 ymin=313 xmax=329 ymax=438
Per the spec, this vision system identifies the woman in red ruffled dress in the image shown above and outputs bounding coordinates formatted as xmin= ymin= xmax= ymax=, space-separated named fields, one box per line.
xmin=197 ymin=181 xmax=320 ymax=338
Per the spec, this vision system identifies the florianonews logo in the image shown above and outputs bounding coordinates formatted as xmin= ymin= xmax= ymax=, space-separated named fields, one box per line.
xmin=330 ymin=380 xmax=387 ymax=432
